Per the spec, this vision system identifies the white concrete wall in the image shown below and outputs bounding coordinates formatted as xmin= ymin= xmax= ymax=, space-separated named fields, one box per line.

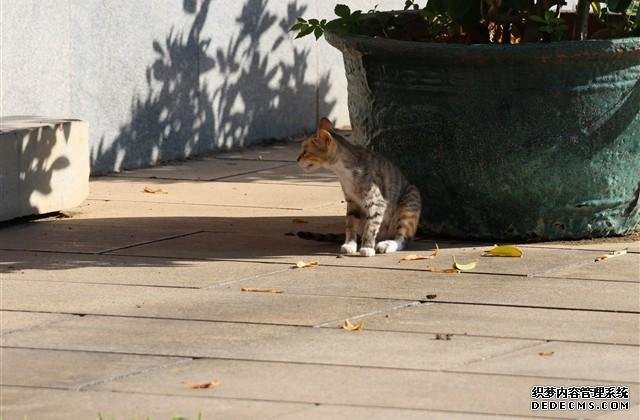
xmin=1 ymin=0 xmax=392 ymax=173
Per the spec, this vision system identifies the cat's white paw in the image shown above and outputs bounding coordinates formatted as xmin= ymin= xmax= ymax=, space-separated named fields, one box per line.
xmin=340 ymin=241 xmax=358 ymax=254
xmin=359 ymin=247 xmax=376 ymax=257
xmin=376 ymin=240 xmax=399 ymax=253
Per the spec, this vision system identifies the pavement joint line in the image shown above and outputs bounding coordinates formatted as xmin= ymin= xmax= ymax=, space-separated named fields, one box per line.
xmin=3 ymin=347 xmax=638 ymax=387
xmin=536 ymin=275 xmax=639 ymax=284
xmin=84 ymin=198 xmax=304 ymax=211
xmin=202 ymin=267 xmax=294 ymax=290
xmin=519 ymin=244 xmax=639 ymax=254
xmin=73 ymin=357 xmax=194 ymax=392
xmin=312 ymin=300 xmax=424 ymax=328
xmin=4 ymin=278 xmax=201 ymax=289
xmin=3 ymin=309 xmax=638 ymax=347
xmin=103 ymin=162 xmax=293 ymax=183
xmin=211 ymin=162 xmax=295 ymax=181
xmin=0 ymin=384 xmax=553 ymax=419
xmin=97 ymin=230 xmax=205 ymax=255
xmin=442 ymin=339 xmax=548 ymax=372
xmin=0 ymin=314 xmax=76 ymax=338
xmin=3 ymin=283 xmax=637 ymax=315
xmin=3 ymin=248 xmax=634 ymax=283
xmin=214 ymin=157 xmax=296 ymax=163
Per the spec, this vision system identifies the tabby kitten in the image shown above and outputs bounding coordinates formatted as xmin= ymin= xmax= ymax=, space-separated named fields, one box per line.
xmin=297 ymin=118 xmax=422 ymax=257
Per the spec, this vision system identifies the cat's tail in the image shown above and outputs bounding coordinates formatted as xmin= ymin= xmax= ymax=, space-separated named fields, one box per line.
xmin=296 ymin=231 xmax=345 ymax=243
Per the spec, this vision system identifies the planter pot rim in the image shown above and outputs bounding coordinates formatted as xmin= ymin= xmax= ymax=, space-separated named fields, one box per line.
xmin=326 ymin=30 xmax=640 ymax=61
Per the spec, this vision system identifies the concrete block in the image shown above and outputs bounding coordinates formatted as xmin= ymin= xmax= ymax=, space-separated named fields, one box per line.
xmin=0 ymin=117 xmax=89 ymax=221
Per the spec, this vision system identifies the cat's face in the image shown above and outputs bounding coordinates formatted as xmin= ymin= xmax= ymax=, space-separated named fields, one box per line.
xmin=297 ymin=130 xmax=335 ymax=172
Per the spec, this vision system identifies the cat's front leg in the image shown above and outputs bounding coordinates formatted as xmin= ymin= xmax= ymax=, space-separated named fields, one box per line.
xmin=360 ymin=199 xmax=386 ymax=257
xmin=340 ymin=199 xmax=360 ymax=254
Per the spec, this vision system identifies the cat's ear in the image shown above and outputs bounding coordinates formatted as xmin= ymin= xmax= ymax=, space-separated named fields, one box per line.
xmin=314 ymin=129 xmax=333 ymax=148
xmin=318 ymin=117 xmax=333 ymax=132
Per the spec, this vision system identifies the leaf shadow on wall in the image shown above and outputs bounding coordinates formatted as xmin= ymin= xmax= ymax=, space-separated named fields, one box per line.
xmin=92 ymin=0 xmax=336 ymax=174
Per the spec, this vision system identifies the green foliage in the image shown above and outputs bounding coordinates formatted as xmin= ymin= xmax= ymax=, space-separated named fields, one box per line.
xmin=290 ymin=4 xmax=360 ymax=40
xmin=289 ymin=0 xmax=640 ymax=43
xmin=529 ymin=11 xmax=569 ymax=41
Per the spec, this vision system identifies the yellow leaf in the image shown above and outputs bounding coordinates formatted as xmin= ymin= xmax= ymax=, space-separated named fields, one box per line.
xmin=185 ymin=379 xmax=220 ymax=389
xmin=452 ymin=257 xmax=477 ymax=271
xmin=291 ymin=218 xmax=309 ymax=224
xmin=426 ymin=267 xmax=460 ymax=274
xmin=342 ymin=319 xmax=364 ymax=331
xmin=484 ymin=245 xmax=523 ymax=258
xmin=594 ymin=249 xmax=627 ymax=262
xmin=240 ymin=287 xmax=283 ymax=294
xmin=143 ymin=186 xmax=167 ymax=194
xmin=294 ymin=260 xmax=319 ymax=269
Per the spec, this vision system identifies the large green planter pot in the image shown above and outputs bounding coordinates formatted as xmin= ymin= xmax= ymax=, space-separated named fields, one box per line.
xmin=326 ymin=31 xmax=640 ymax=241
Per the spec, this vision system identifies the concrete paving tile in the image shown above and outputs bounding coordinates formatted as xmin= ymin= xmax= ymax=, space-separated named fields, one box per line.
xmin=94 ymin=358 xmax=638 ymax=418
xmin=107 ymin=231 xmax=611 ymax=276
xmin=214 ymin=140 xmax=302 ymax=162
xmin=222 ymin=164 xmax=340 ymax=187
xmin=0 ymin=279 xmax=403 ymax=326
xmin=88 ymin=178 xmax=343 ymax=210
xmin=62 ymin=200 xmax=345 ymax=229
xmin=0 ymin=218 xmax=195 ymax=253
xmin=2 ymin=315 xmax=540 ymax=371
xmin=363 ymin=303 xmax=640 ymax=345
xmin=0 ymin=214 xmax=345 ymax=255
xmin=0 ymin=386 xmax=310 ymax=420
xmin=0 ymin=250 xmax=286 ymax=288
xmin=453 ymin=341 xmax=640 ymax=383
xmin=110 ymin=232 xmax=619 ymax=278
xmin=0 ymin=347 xmax=185 ymax=389
xmin=108 ymin=159 xmax=290 ymax=181
xmin=109 ymin=230 xmax=339 ymax=261
xmin=232 ymin=266 xmax=640 ymax=312
xmin=0 ymin=311 xmax=72 ymax=335
xmin=541 ymin=253 xmax=640 ymax=282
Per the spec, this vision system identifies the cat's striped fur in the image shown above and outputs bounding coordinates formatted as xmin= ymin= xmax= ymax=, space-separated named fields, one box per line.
xmin=297 ymin=118 xmax=422 ymax=257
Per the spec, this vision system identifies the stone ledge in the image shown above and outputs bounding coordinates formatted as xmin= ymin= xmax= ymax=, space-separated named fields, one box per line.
xmin=0 ymin=116 xmax=89 ymax=221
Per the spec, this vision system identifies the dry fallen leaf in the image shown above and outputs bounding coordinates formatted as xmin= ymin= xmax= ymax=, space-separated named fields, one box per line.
xmin=594 ymin=249 xmax=627 ymax=262
xmin=291 ymin=218 xmax=309 ymax=224
xmin=240 ymin=287 xmax=283 ymax=294
xmin=426 ymin=267 xmax=460 ymax=274
xmin=484 ymin=245 xmax=523 ymax=258
xmin=294 ymin=260 xmax=319 ymax=269
xmin=186 ymin=379 xmax=220 ymax=389
xmin=452 ymin=257 xmax=477 ymax=271
xmin=538 ymin=351 xmax=555 ymax=357
xmin=143 ymin=186 xmax=167 ymax=194
xmin=399 ymin=244 xmax=439 ymax=262
xmin=399 ymin=254 xmax=433 ymax=262
xmin=342 ymin=319 xmax=364 ymax=331
xmin=425 ymin=294 xmax=437 ymax=299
